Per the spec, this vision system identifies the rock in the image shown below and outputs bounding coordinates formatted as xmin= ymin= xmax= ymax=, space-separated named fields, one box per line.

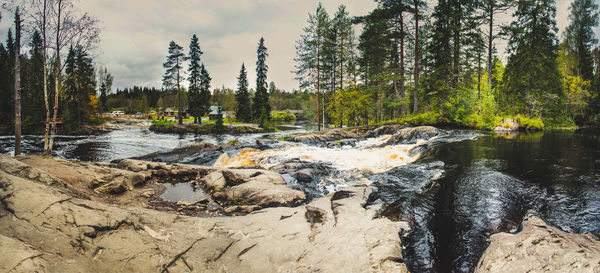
xmin=291 ymin=127 xmax=365 ymax=142
xmin=17 ymin=155 xmax=147 ymax=197
xmin=133 ymin=142 xmax=230 ymax=165
xmin=0 ymin=160 xmax=410 ymax=273
xmin=294 ymin=168 xmax=314 ymax=183
xmin=256 ymin=138 xmax=277 ymax=147
xmin=475 ymin=215 xmax=600 ymax=273
xmin=214 ymin=169 xmax=306 ymax=208
xmin=384 ymin=126 xmax=447 ymax=145
xmin=365 ymin=124 xmax=404 ymax=138
xmin=493 ymin=118 xmax=520 ymax=132
xmin=213 ymin=152 xmax=230 ymax=168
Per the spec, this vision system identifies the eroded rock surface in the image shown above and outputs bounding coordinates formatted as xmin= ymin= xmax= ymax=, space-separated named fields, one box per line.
xmin=384 ymin=126 xmax=447 ymax=145
xmin=0 ymin=155 xmax=410 ymax=273
xmin=475 ymin=215 xmax=600 ymax=273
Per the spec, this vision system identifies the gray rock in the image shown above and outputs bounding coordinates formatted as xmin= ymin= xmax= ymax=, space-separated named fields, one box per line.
xmin=256 ymin=138 xmax=277 ymax=147
xmin=384 ymin=126 xmax=447 ymax=145
xmin=294 ymin=168 xmax=314 ymax=183
xmin=475 ymin=215 xmax=600 ymax=273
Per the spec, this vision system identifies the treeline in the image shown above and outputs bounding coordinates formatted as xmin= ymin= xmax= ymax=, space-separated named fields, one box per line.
xmin=294 ymin=0 xmax=600 ymax=129
xmin=1 ymin=1 xmax=101 ymax=156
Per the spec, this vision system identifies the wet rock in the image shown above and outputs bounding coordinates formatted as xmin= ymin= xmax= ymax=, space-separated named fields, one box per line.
xmin=256 ymin=138 xmax=277 ymax=147
xmin=475 ymin=215 xmax=600 ymax=273
xmin=294 ymin=168 xmax=314 ymax=183
xmin=493 ymin=118 xmax=520 ymax=132
xmin=384 ymin=126 xmax=447 ymax=145
xmin=365 ymin=124 xmax=404 ymax=138
xmin=291 ymin=127 xmax=365 ymax=142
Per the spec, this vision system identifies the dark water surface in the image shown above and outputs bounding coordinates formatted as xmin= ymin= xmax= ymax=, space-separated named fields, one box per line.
xmin=375 ymin=129 xmax=600 ymax=272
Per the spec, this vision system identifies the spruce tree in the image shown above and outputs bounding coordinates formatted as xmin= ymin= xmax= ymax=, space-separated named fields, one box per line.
xmin=162 ymin=41 xmax=185 ymax=124
xmin=98 ymin=67 xmax=113 ymax=113
xmin=235 ymin=63 xmax=252 ymax=122
xmin=253 ymin=37 xmax=270 ymax=123
xmin=187 ymin=34 xmax=203 ymax=123
xmin=199 ymin=63 xmax=212 ymax=117
xmin=502 ymin=0 xmax=564 ymax=117
xmin=564 ymin=0 xmax=599 ymax=81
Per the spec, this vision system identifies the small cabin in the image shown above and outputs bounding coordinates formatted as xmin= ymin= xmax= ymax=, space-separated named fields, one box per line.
xmin=208 ymin=106 xmax=223 ymax=120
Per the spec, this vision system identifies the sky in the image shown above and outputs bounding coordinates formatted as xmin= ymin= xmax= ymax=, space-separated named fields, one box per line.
xmin=0 ymin=0 xmax=599 ymax=92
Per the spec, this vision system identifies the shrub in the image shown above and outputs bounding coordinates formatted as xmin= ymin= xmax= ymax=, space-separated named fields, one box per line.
xmin=271 ymin=110 xmax=296 ymax=122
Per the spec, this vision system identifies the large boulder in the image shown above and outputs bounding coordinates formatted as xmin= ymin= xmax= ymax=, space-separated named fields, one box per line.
xmin=475 ymin=215 xmax=600 ymax=273
xmin=384 ymin=126 xmax=447 ymax=145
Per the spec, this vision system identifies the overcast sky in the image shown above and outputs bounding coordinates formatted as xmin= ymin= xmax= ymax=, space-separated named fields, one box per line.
xmin=1 ymin=0 xmax=599 ymax=92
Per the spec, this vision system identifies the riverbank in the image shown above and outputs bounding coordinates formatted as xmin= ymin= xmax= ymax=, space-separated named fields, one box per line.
xmin=149 ymin=122 xmax=264 ymax=134
xmin=0 ymin=117 xmax=151 ymax=136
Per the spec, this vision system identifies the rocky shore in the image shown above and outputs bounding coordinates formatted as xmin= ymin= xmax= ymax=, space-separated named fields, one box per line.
xmin=0 ymin=154 xmax=409 ymax=272
xmin=149 ymin=123 xmax=263 ymax=134
xmin=0 ymin=125 xmax=598 ymax=272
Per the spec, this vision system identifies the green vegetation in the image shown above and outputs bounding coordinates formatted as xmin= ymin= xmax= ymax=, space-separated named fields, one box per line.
xmin=271 ymin=111 xmax=296 ymax=122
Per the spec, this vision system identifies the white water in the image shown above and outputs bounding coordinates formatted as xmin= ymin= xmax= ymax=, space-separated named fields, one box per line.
xmin=222 ymin=134 xmax=424 ymax=173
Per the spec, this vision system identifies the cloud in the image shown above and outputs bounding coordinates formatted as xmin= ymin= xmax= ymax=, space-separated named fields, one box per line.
xmin=1 ymin=0 xmax=597 ymax=92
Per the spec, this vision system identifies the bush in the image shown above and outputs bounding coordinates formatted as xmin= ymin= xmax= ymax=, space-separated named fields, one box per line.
xmin=271 ymin=110 xmax=296 ymax=122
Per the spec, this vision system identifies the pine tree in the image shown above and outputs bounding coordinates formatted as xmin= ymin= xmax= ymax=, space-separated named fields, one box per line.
xmin=253 ymin=37 xmax=270 ymax=122
xmin=331 ymin=5 xmax=354 ymax=91
xmin=294 ymin=3 xmax=330 ymax=131
xmin=63 ymin=46 xmax=96 ymax=128
xmin=187 ymin=34 xmax=204 ymax=123
xmin=162 ymin=41 xmax=185 ymax=124
xmin=479 ymin=0 xmax=514 ymax=95
xmin=199 ymin=63 xmax=212 ymax=117
xmin=564 ymin=0 xmax=599 ymax=81
xmin=98 ymin=67 xmax=113 ymax=113
xmin=235 ymin=63 xmax=252 ymax=122
xmin=502 ymin=0 xmax=564 ymax=117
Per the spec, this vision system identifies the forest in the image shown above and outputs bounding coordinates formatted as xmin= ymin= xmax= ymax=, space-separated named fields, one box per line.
xmin=1 ymin=0 xmax=599 ymax=142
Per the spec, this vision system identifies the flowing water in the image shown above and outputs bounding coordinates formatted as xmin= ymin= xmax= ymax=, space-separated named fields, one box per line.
xmin=1 ymin=126 xmax=598 ymax=273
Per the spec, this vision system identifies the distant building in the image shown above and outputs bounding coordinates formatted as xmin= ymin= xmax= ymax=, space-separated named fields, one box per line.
xmin=164 ymin=108 xmax=175 ymax=116
xmin=208 ymin=106 xmax=222 ymax=120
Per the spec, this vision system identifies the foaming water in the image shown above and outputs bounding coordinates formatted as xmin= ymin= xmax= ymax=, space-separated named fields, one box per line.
xmin=222 ymin=135 xmax=422 ymax=173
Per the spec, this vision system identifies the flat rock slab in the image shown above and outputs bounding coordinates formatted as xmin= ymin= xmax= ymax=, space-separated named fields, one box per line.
xmin=475 ymin=215 xmax=600 ymax=273
xmin=0 ymin=162 xmax=410 ymax=273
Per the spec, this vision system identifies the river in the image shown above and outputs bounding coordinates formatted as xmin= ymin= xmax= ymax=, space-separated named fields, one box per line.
xmin=1 ymin=126 xmax=598 ymax=273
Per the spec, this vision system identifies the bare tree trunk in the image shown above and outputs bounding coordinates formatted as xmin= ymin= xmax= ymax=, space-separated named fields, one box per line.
xmin=42 ymin=0 xmax=50 ymax=152
xmin=317 ymin=44 xmax=321 ymax=132
xmin=399 ymin=11 xmax=406 ymax=116
xmin=413 ymin=1 xmax=419 ymax=114
xmin=488 ymin=5 xmax=493 ymax=95
xmin=477 ymin=50 xmax=482 ymax=111
xmin=177 ymin=58 xmax=182 ymax=125
xmin=14 ymin=9 xmax=22 ymax=156
xmin=49 ymin=0 xmax=62 ymax=153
